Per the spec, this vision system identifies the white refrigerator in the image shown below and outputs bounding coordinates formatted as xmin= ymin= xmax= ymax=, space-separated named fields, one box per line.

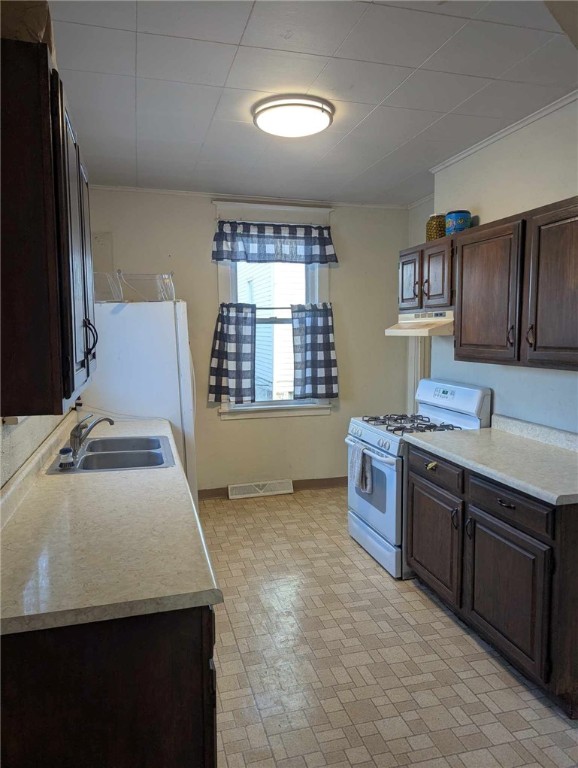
xmin=82 ymin=301 xmax=198 ymax=505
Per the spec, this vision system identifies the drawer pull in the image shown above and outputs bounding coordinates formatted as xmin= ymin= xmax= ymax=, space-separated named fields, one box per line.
xmin=451 ymin=507 xmax=459 ymax=530
xmin=497 ymin=498 xmax=516 ymax=510
xmin=465 ymin=517 xmax=473 ymax=538
xmin=425 ymin=461 xmax=438 ymax=471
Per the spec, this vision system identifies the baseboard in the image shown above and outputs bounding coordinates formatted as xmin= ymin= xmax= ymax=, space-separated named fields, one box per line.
xmin=198 ymin=476 xmax=347 ymax=500
xmin=293 ymin=476 xmax=347 ymax=491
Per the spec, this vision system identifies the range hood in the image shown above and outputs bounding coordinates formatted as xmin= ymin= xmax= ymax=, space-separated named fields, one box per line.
xmin=385 ymin=310 xmax=454 ymax=337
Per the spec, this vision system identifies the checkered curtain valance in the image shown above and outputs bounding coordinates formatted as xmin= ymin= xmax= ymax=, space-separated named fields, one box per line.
xmin=292 ymin=303 xmax=339 ymax=400
xmin=208 ymin=303 xmax=256 ymax=404
xmin=212 ymin=220 xmax=338 ymax=264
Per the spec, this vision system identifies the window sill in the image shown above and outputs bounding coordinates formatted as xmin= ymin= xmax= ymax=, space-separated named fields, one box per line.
xmin=219 ymin=403 xmax=333 ymax=420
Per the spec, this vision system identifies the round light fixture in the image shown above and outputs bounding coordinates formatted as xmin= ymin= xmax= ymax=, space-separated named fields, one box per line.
xmin=252 ymin=95 xmax=335 ymax=138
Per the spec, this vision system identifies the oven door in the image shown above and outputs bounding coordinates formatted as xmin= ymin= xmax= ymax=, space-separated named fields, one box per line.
xmin=346 ymin=436 xmax=402 ymax=547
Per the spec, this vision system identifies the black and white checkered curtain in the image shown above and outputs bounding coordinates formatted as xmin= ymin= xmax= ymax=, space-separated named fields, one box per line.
xmin=291 ymin=303 xmax=339 ymax=400
xmin=212 ymin=220 xmax=338 ymax=264
xmin=208 ymin=303 xmax=256 ymax=404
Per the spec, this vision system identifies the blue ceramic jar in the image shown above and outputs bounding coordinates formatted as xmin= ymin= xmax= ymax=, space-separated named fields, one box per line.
xmin=446 ymin=210 xmax=471 ymax=235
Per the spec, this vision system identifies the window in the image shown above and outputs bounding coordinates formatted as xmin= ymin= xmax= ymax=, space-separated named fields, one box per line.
xmin=217 ymin=260 xmax=330 ymax=414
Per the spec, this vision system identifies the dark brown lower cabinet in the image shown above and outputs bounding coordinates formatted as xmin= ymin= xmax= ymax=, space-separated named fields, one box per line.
xmin=405 ymin=444 xmax=578 ymax=718
xmin=463 ymin=506 xmax=552 ymax=683
xmin=1 ymin=607 xmax=217 ymax=768
xmin=407 ymin=474 xmax=463 ymax=608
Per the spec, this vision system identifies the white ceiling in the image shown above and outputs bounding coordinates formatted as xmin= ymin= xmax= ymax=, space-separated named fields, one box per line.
xmin=50 ymin=1 xmax=578 ymax=205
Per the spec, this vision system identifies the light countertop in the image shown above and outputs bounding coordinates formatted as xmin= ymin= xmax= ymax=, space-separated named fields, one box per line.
xmin=403 ymin=428 xmax=578 ymax=506
xmin=1 ymin=418 xmax=222 ymax=635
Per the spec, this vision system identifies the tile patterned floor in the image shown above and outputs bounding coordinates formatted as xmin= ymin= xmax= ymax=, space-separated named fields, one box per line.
xmin=200 ymin=488 xmax=578 ymax=768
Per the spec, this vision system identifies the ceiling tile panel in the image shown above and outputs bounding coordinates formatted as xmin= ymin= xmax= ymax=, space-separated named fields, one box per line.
xmin=53 ymin=21 xmax=136 ymax=75
xmin=419 ymin=111 xmax=510 ymax=151
xmin=136 ymin=1 xmax=253 ymax=44
xmin=374 ymin=2 xmax=489 ymax=19
xmin=226 ymin=47 xmax=328 ymax=91
xmin=422 ymin=20 xmax=554 ymax=77
xmin=454 ymin=80 xmax=573 ymax=120
xmin=383 ymin=69 xmax=491 ymax=113
xmin=137 ymin=79 xmax=222 ymax=140
xmin=335 ymin=4 xmax=466 ymax=67
xmin=50 ymin=1 xmax=137 ymax=30
xmin=475 ymin=1 xmax=562 ymax=32
xmin=60 ymin=69 xmax=136 ymax=185
xmin=241 ymin=1 xmax=367 ymax=55
xmin=351 ymin=105 xmax=444 ymax=149
xmin=137 ymin=141 xmax=201 ymax=190
xmin=499 ymin=35 xmax=578 ymax=86
xmin=137 ymin=33 xmax=237 ymax=86
xmin=309 ymin=58 xmax=413 ymax=105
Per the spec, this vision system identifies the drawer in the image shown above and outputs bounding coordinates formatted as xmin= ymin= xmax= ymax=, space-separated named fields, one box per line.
xmin=408 ymin=446 xmax=463 ymax=494
xmin=468 ymin=475 xmax=554 ymax=542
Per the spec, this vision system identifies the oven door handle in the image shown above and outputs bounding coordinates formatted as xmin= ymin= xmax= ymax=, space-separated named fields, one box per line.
xmin=344 ymin=437 xmax=397 ymax=466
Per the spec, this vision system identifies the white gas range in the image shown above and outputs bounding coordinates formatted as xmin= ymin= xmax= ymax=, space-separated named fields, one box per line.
xmin=346 ymin=378 xmax=491 ymax=579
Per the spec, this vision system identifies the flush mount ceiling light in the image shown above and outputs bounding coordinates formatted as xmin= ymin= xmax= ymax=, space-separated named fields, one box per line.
xmin=252 ymin=95 xmax=335 ymax=138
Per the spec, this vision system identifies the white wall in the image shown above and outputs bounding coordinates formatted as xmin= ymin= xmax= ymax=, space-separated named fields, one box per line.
xmin=408 ymin=195 xmax=434 ymax=246
xmin=89 ymin=188 xmax=409 ymax=489
xmin=432 ymin=99 xmax=578 ymax=432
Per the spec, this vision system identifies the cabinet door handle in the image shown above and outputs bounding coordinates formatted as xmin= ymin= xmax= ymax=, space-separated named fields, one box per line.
xmin=425 ymin=461 xmax=438 ymax=472
xmin=413 ymin=280 xmax=419 ymax=298
xmin=465 ymin=518 xmax=473 ymax=538
xmin=525 ymin=324 xmax=535 ymax=347
xmin=451 ymin=507 xmax=459 ymax=529
xmin=422 ymin=279 xmax=430 ymax=298
xmin=85 ymin=319 xmax=99 ymax=356
xmin=497 ymin=498 xmax=516 ymax=510
xmin=506 ymin=325 xmax=515 ymax=347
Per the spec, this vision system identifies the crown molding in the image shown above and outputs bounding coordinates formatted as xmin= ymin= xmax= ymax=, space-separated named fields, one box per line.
xmin=407 ymin=193 xmax=434 ymax=210
xmin=430 ymin=90 xmax=578 ymax=175
xmin=90 ymin=184 xmax=408 ymax=210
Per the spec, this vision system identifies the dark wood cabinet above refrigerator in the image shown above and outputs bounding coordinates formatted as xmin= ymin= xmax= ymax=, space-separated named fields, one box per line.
xmin=1 ymin=40 xmax=97 ymax=416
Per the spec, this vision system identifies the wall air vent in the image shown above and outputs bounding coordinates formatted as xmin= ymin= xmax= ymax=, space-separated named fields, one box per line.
xmin=228 ymin=479 xmax=294 ymax=500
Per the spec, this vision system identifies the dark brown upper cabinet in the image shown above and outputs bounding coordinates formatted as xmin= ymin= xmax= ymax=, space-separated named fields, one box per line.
xmin=521 ymin=201 xmax=578 ymax=369
xmin=455 ymin=221 xmax=523 ymax=363
xmin=398 ymin=238 xmax=452 ymax=311
xmin=1 ymin=40 xmax=96 ymax=416
xmin=399 ymin=247 xmax=422 ymax=310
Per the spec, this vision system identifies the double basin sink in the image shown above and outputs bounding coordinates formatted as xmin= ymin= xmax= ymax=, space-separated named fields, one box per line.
xmin=47 ymin=436 xmax=175 ymax=474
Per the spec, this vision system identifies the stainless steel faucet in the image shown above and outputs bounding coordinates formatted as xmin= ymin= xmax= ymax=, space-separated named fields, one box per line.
xmin=69 ymin=414 xmax=114 ymax=458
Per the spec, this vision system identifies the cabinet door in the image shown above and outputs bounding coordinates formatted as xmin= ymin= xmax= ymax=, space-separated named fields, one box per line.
xmin=399 ymin=248 xmax=422 ymax=310
xmin=522 ymin=202 xmax=578 ymax=369
xmin=52 ymin=71 xmax=89 ymax=399
xmin=463 ymin=506 xmax=552 ymax=683
xmin=455 ymin=222 xmax=522 ymax=362
xmin=80 ymin=158 xmax=97 ymax=375
xmin=407 ymin=473 xmax=463 ymax=608
xmin=422 ymin=240 xmax=452 ymax=308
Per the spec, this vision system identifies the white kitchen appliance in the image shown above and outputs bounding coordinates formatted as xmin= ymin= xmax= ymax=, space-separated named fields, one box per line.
xmin=346 ymin=378 xmax=491 ymax=579
xmin=82 ymin=301 xmax=198 ymax=505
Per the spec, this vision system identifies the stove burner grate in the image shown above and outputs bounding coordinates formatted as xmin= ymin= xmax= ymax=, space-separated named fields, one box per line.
xmin=362 ymin=414 xmax=462 ymax=435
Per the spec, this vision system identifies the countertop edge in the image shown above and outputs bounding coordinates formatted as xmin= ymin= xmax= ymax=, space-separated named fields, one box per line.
xmin=402 ymin=433 xmax=578 ymax=507
xmin=1 ymin=588 xmax=224 ymax=636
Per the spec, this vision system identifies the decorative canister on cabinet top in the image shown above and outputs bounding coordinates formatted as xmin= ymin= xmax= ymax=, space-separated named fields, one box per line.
xmin=446 ymin=210 xmax=471 ymax=235
xmin=426 ymin=214 xmax=446 ymax=241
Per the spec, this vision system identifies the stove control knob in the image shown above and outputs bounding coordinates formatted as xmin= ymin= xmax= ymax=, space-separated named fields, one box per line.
xmin=377 ymin=439 xmax=382 ymax=448
xmin=384 ymin=440 xmax=390 ymax=451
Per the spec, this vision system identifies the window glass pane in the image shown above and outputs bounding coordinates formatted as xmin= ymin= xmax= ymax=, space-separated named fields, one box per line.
xmin=236 ymin=262 xmax=306 ymax=316
xmin=235 ymin=262 xmax=307 ymax=402
xmin=255 ymin=323 xmax=295 ymax=401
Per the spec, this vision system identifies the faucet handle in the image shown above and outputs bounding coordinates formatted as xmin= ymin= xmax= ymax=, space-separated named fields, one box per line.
xmin=75 ymin=413 xmax=94 ymax=432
